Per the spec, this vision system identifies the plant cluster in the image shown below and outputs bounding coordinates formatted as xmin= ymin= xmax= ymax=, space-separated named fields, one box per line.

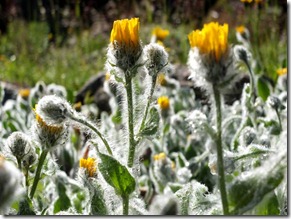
xmin=0 ymin=17 xmax=287 ymax=215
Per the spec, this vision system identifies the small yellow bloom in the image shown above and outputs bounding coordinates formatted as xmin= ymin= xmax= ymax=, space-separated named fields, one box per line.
xmin=240 ymin=0 xmax=253 ymax=3
xmin=73 ymin=101 xmax=82 ymax=111
xmin=105 ymin=72 xmax=111 ymax=81
xmin=157 ymin=73 xmax=167 ymax=86
xmin=18 ymin=89 xmax=30 ymax=99
xmin=79 ymin=157 xmax=97 ymax=177
xmin=153 ymin=152 xmax=166 ymax=161
xmin=34 ymin=104 xmax=63 ymax=135
xmin=110 ymin=18 xmax=140 ymax=49
xmin=276 ymin=68 xmax=287 ymax=76
xmin=171 ymin=161 xmax=176 ymax=170
xmin=188 ymin=22 xmax=229 ymax=62
xmin=152 ymin=26 xmax=170 ymax=41
xmin=157 ymin=96 xmax=170 ymax=110
xmin=236 ymin=25 xmax=246 ymax=34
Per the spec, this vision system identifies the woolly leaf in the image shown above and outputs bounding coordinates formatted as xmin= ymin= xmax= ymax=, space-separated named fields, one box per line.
xmin=139 ymin=107 xmax=160 ymax=136
xmin=98 ymin=153 xmax=136 ymax=197
xmin=257 ymin=77 xmax=270 ymax=101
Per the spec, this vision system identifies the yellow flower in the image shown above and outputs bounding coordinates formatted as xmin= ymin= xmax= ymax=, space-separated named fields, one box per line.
xmin=153 ymin=152 xmax=166 ymax=161
xmin=157 ymin=73 xmax=167 ymax=86
xmin=79 ymin=157 xmax=97 ymax=177
xmin=188 ymin=22 xmax=229 ymax=62
xmin=240 ymin=0 xmax=253 ymax=3
xmin=18 ymin=89 xmax=30 ymax=99
xmin=105 ymin=72 xmax=111 ymax=81
xmin=152 ymin=26 xmax=170 ymax=41
xmin=110 ymin=18 xmax=140 ymax=49
xmin=276 ymin=68 xmax=287 ymax=76
xmin=73 ymin=101 xmax=82 ymax=111
xmin=157 ymin=96 xmax=170 ymax=110
xmin=34 ymin=104 xmax=63 ymax=135
xmin=236 ymin=25 xmax=246 ymax=34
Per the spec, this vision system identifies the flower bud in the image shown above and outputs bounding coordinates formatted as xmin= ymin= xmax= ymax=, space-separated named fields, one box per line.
xmin=267 ymin=95 xmax=281 ymax=110
xmin=144 ymin=43 xmax=168 ymax=77
xmin=234 ymin=45 xmax=251 ymax=64
xmin=6 ymin=131 xmax=31 ymax=160
xmin=239 ymin=127 xmax=257 ymax=147
xmin=35 ymin=95 xmax=73 ymax=126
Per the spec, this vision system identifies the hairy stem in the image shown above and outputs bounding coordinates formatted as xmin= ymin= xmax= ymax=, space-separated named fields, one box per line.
xmin=29 ymin=149 xmax=48 ymax=199
xmin=213 ymin=85 xmax=229 ymax=215
xmin=122 ymin=195 xmax=129 ymax=215
xmin=69 ymin=115 xmax=113 ymax=156
xmin=138 ymin=75 xmax=157 ymax=135
xmin=125 ymin=76 xmax=136 ymax=167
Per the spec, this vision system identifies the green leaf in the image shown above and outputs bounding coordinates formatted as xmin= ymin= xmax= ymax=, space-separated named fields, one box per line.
xmin=139 ymin=107 xmax=160 ymax=136
xmin=257 ymin=77 xmax=271 ymax=101
xmin=252 ymin=192 xmax=280 ymax=215
xmin=53 ymin=181 xmax=71 ymax=214
xmin=98 ymin=153 xmax=136 ymax=197
xmin=228 ymin=158 xmax=285 ymax=214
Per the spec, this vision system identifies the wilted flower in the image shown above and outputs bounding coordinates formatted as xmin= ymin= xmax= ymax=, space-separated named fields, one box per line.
xmin=79 ymin=157 xmax=97 ymax=178
xmin=157 ymin=96 xmax=170 ymax=111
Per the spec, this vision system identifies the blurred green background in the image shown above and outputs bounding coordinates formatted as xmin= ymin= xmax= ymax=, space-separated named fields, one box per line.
xmin=0 ymin=0 xmax=287 ymax=93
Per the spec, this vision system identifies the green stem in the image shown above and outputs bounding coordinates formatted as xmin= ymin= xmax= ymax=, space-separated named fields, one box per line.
xmin=16 ymin=157 xmax=22 ymax=170
xmin=213 ymin=85 xmax=229 ymax=215
xmin=125 ymin=76 xmax=136 ymax=168
xmin=275 ymin=109 xmax=282 ymax=131
xmin=25 ymin=168 xmax=30 ymax=193
xmin=29 ymin=149 xmax=48 ymax=199
xmin=69 ymin=115 xmax=113 ymax=156
xmin=138 ymin=76 xmax=157 ymax=135
xmin=122 ymin=195 xmax=129 ymax=215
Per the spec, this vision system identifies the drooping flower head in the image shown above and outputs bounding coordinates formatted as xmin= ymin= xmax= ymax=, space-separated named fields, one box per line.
xmin=79 ymin=157 xmax=97 ymax=178
xmin=188 ymin=22 xmax=229 ymax=63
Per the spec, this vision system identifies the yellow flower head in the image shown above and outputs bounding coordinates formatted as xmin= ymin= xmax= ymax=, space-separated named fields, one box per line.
xmin=73 ymin=101 xmax=82 ymax=111
xmin=79 ymin=157 xmax=97 ymax=177
xmin=19 ymin=89 xmax=30 ymax=99
xmin=34 ymin=104 xmax=63 ymax=135
xmin=110 ymin=18 xmax=140 ymax=49
xmin=157 ymin=96 xmax=170 ymax=110
xmin=240 ymin=0 xmax=253 ymax=3
xmin=236 ymin=25 xmax=246 ymax=34
xmin=152 ymin=26 xmax=170 ymax=41
xmin=153 ymin=152 xmax=166 ymax=161
xmin=105 ymin=72 xmax=111 ymax=81
xmin=276 ymin=68 xmax=287 ymax=76
xmin=188 ymin=22 xmax=229 ymax=62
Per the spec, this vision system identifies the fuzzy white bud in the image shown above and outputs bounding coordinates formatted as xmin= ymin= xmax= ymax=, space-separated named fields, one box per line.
xmin=144 ymin=43 xmax=168 ymax=77
xmin=35 ymin=95 xmax=73 ymax=126
xmin=6 ymin=132 xmax=31 ymax=160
